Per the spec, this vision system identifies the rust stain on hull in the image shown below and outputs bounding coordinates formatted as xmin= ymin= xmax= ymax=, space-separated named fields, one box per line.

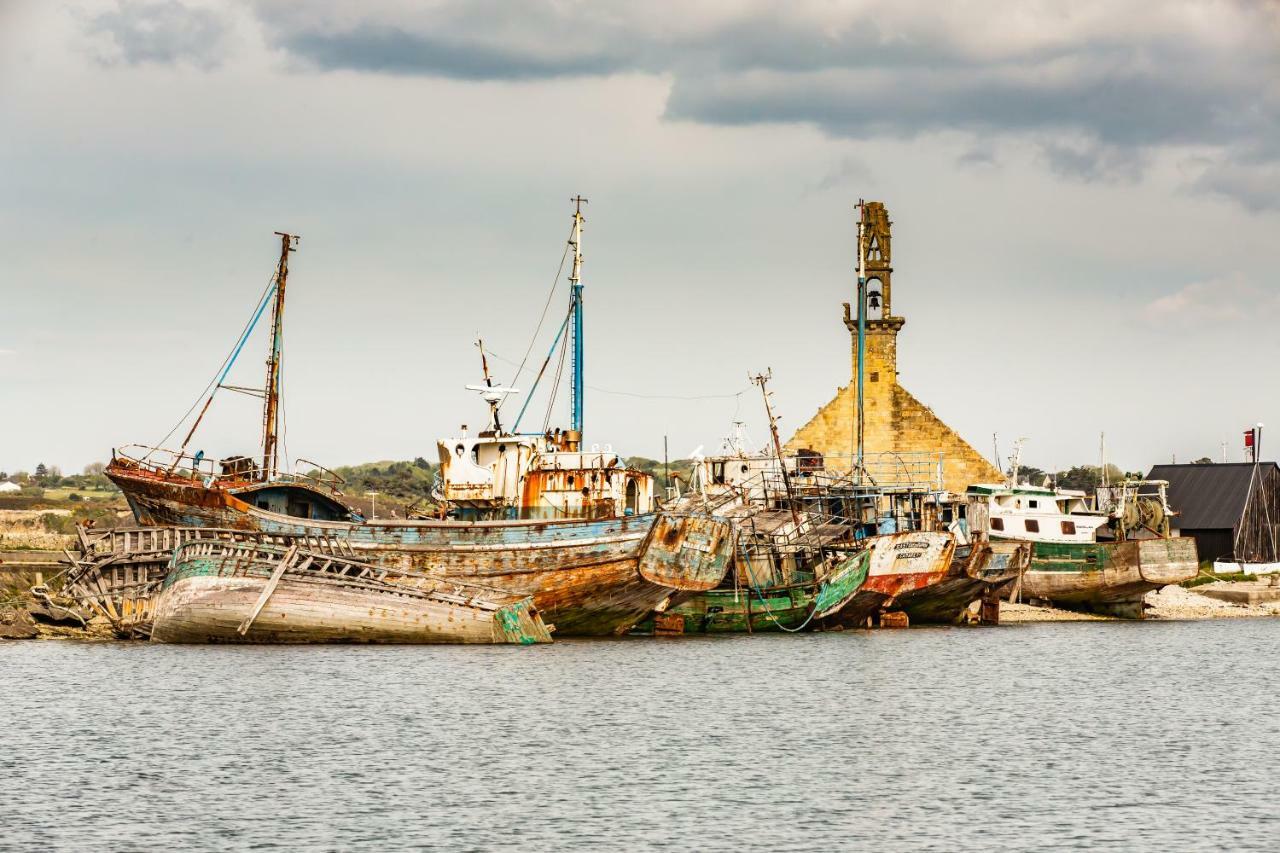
xmin=106 ymin=462 xmax=730 ymax=636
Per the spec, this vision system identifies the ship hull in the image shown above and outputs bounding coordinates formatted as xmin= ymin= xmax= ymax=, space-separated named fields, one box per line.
xmin=1011 ymin=537 xmax=1199 ymax=618
xmin=820 ymin=532 xmax=957 ymax=628
xmin=895 ymin=540 xmax=1029 ymax=625
xmin=109 ymin=464 xmax=729 ymax=636
xmin=151 ymin=549 xmax=551 ymax=645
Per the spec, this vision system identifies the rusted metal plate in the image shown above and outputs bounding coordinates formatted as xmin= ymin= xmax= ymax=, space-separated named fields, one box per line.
xmin=653 ymin=612 xmax=685 ymax=635
xmin=638 ymin=512 xmax=734 ymax=592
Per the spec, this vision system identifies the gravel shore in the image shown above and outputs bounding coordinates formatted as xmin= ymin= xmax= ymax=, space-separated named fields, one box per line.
xmin=1001 ymin=582 xmax=1280 ymax=623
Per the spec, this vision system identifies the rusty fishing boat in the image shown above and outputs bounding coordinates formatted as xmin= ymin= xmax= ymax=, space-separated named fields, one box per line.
xmin=150 ymin=540 xmax=553 ymax=644
xmin=107 ymin=208 xmax=732 ymax=636
xmin=638 ymin=374 xmax=982 ymax=634
xmin=967 ymin=476 xmax=1197 ymax=618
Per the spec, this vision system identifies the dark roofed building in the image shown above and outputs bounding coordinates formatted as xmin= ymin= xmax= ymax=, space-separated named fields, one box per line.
xmin=1147 ymin=462 xmax=1280 ymax=564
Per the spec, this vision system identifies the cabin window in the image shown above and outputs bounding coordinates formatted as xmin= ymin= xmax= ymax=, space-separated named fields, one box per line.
xmin=498 ymin=444 xmax=507 ymax=454
xmin=454 ymin=444 xmax=465 ymax=457
xmin=870 ymin=372 xmax=879 ymax=382
xmin=1024 ymin=519 xmax=1040 ymax=533
xmin=1061 ymin=520 xmax=1076 ymax=535
xmin=990 ymin=517 xmax=1004 ymax=531
xmin=471 ymin=447 xmax=479 ymax=464
xmin=567 ymin=475 xmax=576 ymax=488
xmin=1029 ymin=500 xmax=1039 ymax=509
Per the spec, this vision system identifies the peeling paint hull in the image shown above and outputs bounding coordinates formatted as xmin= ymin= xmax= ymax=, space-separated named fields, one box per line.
xmin=108 ymin=464 xmax=730 ymax=636
xmin=820 ymin=531 xmax=957 ymax=628
xmin=151 ymin=549 xmax=551 ymax=645
xmin=895 ymin=540 xmax=1029 ymax=625
xmin=1012 ymin=537 xmax=1198 ymax=618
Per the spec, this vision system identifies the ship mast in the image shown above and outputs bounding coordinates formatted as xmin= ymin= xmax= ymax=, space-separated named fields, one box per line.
xmin=569 ymin=195 xmax=587 ymax=441
xmin=855 ymin=200 xmax=867 ymax=484
xmin=261 ymin=231 xmax=298 ymax=481
xmin=751 ymin=369 xmax=801 ymax=529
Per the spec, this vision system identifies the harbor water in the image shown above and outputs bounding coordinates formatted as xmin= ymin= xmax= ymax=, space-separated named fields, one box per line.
xmin=4 ymin=620 xmax=1279 ymax=851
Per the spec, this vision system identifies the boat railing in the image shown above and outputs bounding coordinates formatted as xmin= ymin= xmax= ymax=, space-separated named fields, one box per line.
xmin=111 ymin=445 xmax=346 ymax=496
xmin=170 ymin=539 xmax=527 ymax=607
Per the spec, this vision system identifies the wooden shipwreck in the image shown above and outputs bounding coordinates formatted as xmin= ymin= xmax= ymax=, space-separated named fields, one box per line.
xmin=967 ymin=472 xmax=1198 ymax=618
xmin=106 ymin=213 xmax=734 ymax=637
xmin=151 ymin=540 xmax=553 ymax=645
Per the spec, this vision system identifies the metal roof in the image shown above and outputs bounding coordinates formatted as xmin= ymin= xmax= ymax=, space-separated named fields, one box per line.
xmin=1146 ymin=462 xmax=1279 ymax=531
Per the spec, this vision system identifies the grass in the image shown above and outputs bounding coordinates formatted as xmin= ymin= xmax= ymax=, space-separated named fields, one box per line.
xmin=1183 ymin=571 xmax=1259 ymax=589
xmin=39 ymin=488 xmax=118 ymax=502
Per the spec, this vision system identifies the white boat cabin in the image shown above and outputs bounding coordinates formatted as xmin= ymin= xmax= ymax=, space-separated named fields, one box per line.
xmin=436 ymin=426 xmax=654 ymax=520
xmin=966 ymin=483 xmax=1110 ymax=544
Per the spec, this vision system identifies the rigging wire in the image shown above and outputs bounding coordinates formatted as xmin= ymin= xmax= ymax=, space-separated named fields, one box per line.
xmin=144 ymin=270 xmax=279 ymax=459
xmin=542 ymin=320 xmax=571 ymax=434
xmin=481 ymin=344 xmax=747 ymax=402
xmin=499 ymin=223 xmax=575 ymax=415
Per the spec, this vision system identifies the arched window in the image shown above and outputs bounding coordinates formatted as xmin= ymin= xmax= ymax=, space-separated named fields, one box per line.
xmin=625 ymin=479 xmax=639 ymax=514
xmin=866 ymin=277 xmax=884 ymax=320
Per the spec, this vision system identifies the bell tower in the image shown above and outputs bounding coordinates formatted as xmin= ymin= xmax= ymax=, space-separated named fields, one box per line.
xmin=843 ymin=201 xmax=904 ymax=388
xmin=788 ymin=200 xmax=1002 ymax=493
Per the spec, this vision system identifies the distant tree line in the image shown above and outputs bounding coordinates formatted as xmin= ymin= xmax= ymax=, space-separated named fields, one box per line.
xmin=1 ymin=462 xmax=117 ymax=497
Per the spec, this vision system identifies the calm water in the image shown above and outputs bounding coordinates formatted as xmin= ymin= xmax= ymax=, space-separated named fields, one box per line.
xmin=3 ymin=620 xmax=1279 ymax=851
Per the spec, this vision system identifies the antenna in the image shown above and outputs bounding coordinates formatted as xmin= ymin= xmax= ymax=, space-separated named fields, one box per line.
xmin=465 ymin=381 xmax=521 ymax=433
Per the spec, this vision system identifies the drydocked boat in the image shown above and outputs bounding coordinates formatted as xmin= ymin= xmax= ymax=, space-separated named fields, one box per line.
xmin=61 ymin=524 xmax=301 ymax=637
xmin=894 ymin=538 xmax=1029 ymax=625
xmin=966 ymin=477 xmax=1198 ymax=618
xmin=639 ymin=375 xmax=974 ymax=633
xmin=106 ymin=210 xmax=732 ymax=636
xmin=151 ymin=540 xmax=553 ymax=644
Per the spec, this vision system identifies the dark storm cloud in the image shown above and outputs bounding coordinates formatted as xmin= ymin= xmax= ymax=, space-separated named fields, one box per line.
xmin=280 ymin=25 xmax=637 ymax=81
xmin=84 ymin=1 xmax=1280 ymax=209
xmin=90 ymin=1 xmax=230 ymax=69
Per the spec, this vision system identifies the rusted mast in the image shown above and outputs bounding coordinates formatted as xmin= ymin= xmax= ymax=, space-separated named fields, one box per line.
xmin=477 ymin=337 xmax=504 ymax=433
xmin=751 ymin=369 xmax=802 ymax=528
xmin=569 ymin=195 xmax=587 ymax=440
xmin=261 ymin=231 xmax=298 ymax=481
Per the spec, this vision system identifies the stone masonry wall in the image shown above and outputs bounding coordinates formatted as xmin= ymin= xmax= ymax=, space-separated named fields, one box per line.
xmin=786 ymin=325 xmax=1001 ymax=494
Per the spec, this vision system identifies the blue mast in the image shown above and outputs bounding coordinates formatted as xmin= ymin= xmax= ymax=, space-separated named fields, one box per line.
xmin=856 ymin=201 xmax=866 ymax=484
xmin=569 ymin=195 xmax=587 ymax=438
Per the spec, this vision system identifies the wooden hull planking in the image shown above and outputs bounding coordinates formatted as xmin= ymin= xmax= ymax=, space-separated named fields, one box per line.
xmin=107 ymin=465 xmax=732 ymax=636
xmin=1014 ymin=537 xmax=1199 ymax=617
xmin=150 ymin=542 xmax=552 ymax=645
xmin=895 ymin=540 xmax=1029 ymax=625
xmin=820 ymin=532 xmax=957 ymax=629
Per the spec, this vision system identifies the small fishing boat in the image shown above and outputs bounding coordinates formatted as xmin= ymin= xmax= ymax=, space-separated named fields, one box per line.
xmin=966 ymin=462 xmax=1198 ymax=618
xmin=640 ymin=373 xmax=969 ymax=634
xmin=890 ymin=537 xmax=1028 ymax=625
xmin=151 ymin=540 xmax=553 ymax=644
xmin=107 ymin=208 xmax=732 ymax=636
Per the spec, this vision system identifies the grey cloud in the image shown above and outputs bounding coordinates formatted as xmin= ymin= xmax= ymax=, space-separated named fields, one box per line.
xmin=90 ymin=1 xmax=230 ymax=69
xmin=806 ymin=155 xmax=873 ymax=195
xmin=1040 ymin=141 xmax=1145 ymax=183
xmin=280 ymin=25 xmax=640 ymax=81
xmin=1191 ymin=159 xmax=1280 ymax=213
xmin=87 ymin=1 xmax=1280 ymax=211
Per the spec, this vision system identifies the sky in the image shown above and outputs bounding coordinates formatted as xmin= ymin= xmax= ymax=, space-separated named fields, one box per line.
xmin=1 ymin=0 xmax=1278 ymax=476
